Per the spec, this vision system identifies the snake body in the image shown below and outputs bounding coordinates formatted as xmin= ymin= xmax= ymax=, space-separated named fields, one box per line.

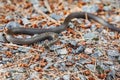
xmin=4 ymin=12 xmax=120 ymax=45
xmin=4 ymin=29 xmax=58 ymax=46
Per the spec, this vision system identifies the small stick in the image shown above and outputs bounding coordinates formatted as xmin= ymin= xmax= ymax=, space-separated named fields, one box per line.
xmin=44 ymin=0 xmax=52 ymax=13
xmin=34 ymin=5 xmax=57 ymax=23
xmin=85 ymin=12 xmax=88 ymax=20
xmin=2 ymin=43 xmax=43 ymax=52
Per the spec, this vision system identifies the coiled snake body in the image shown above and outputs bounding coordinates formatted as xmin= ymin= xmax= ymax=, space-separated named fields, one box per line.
xmin=3 ymin=12 xmax=120 ymax=45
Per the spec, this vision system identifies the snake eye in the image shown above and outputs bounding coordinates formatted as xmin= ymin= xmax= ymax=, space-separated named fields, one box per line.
xmin=2 ymin=33 xmax=5 ymax=36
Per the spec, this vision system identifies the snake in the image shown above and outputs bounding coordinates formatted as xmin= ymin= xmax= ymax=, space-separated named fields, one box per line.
xmin=3 ymin=12 xmax=120 ymax=45
xmin=4 ymin=28 xmax=58 ymax=46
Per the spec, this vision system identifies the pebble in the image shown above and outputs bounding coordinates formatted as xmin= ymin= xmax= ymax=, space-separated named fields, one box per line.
xmin=106 ymin=70 xmax=116 ymax=80
xmin=14 ymin=68 xmax=26 ymax=73
xmin=2 ymin=58 xmax=14 ymax=63
xmin=44 ymin=57 xmax=53 ymax=62
xmin=76 ymin=19 xmax=82 ymax=24
xmin=0 ymin=54 xmax=2 ymax=58
xmin=60 ymin=62 xmax=66 ymax=68
xmin=44 ymin=63 xmax=53 ymax=69
xmin=50 ymin=13 xmax=62 ymax=20
xmin=0 ymin=43 xmax=2 ymax=47
xmin=1 ymin=47 xmax=9 ymax=51
xmin=12 ymin=50 xmax=19 ymax=53
xmin=118 ymin=56 xmax=120 ymax=63
xmin=63 ymin=74 xmax=70 ymax=80
xmin=60 ymin=39 xmax=67 ymax=44
xmin=69 ymin=40 xmax=78 ymax=46
xmin=78 ymin=74 xmax=87 ymax=80
xmin=6 ymin=21 xmax=21 ymax=28
xmin=84 ymin=32 xmax=97 ymax=40
xmin=75 ymin=45 xmax=85 ymax=54
xmin=29 ymin=0 xmax=39 ymax=5
xmin=5 ymin=71 xmax=23 ymax=79
xmin=68 ymin=22 xmax=75 ymax=28
xmin=113 ymin=15 xmax=120 ymax=23
xmin=90 ymin=24 xmax=97 ymax=31
xmin=91 ymin=50 xmax=103 ymax=57
xmin=75 ymin=62 xmax=84 ymax=68
xmin=85 ymin=64 xmax=95 ymax=72
xmin=100 ymin=37 xmax=108 ymax=44
xmin=71 ymin=49 xmax=76 ymax=54
xmin=54 ymin=77 xmax=60 ymax=80
xmin=30 ymin=64 xmax=38 ymax=69
xmin=103 ymin=61 xmax=113 ymax=65
xmin=0 ymin=64 xmax=3 ymax=67
xmin=25 ymin=15 xmax=31 ymax=20
xmin=83 ymin=0 xmax=101 ymax=3
xmin=84 ymin=48 xmax=93 ymax=54
xmin=39 ymin=6 xmax=48 ymax=13
xmin=82 ymin=5 xmax=99 ymax=13
xmin=82 ymin=0 xmax=91 ymax=2
xmin=49 ymin=45 xmax=63 ymax=51
xmin=17 ymin=47 xmax=30 ymax=53
xmin=0 ymin=33 xmax=8 ymax=42
xmin=28 ymin=72 xmax=39 ymax=79
xmin=79 ymin=58 xmax=91 ymax=64
xmin=56 ymin=48 xmax=68 ymax=55
xmin=22 ymin=18 xmax=31 ymax=25
xmin=107 ymin=50 xmax=120 ymax=57
xmin=100 ymin=64 xmax=110 ymax=71
xmin=103 ymin=6 xmax=112 ymax=11
xmin=5 ymin=15 xmax=14 ymax=21
xmin=66 ymin=55 xmax=73 ymax=61
xmin=54 ymin=62 xmax=66 ymax=71
xmin=108 ymin=32 xmax=115 ymax=39
xmin=31 ymin=13 xmax=39 ymax=18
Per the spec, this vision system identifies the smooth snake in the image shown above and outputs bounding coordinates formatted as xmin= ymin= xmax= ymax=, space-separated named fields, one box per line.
xmin=2 ymin=12 xmax=120 ymax=46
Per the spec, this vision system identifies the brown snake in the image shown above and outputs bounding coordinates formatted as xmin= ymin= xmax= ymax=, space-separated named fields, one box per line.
xmin=3 ymin=12 xmax=120 ymax=45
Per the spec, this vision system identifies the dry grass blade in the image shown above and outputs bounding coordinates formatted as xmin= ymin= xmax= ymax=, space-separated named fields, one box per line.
xmin=44 ymin=0 xmax=52 ymax=13
xmin=34 ymin=5 xmax=57 ymax=23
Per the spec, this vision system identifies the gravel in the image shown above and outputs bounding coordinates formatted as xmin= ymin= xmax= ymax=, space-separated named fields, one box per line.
xmin=0 ymin=0 xmax=119 ymax=80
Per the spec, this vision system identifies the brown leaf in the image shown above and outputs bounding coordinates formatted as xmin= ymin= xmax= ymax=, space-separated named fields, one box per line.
xmin=88 ymin=77 xmax=95 ymax=80
xmin=19 ymin=63 xmax=29 ymax=67
xmin=34 ymin=67 xmax=43 ymax=72
xmin=78 ymin=53 xmax=89 ymax=59
xmin=97 ymin=73 xmax=106 ymax=79
xmin=5 ymin=51 xmax=12 ymax=58
xmin=83 ymin=70 xmax=91 ymax=76
xmin=77 ymin=1 xmax=86 ymax=7
xmin=65 ymin=61 xmax=74 ymax=66
xmin=5 ymin=72 xmax=11 ymax=78
xmin=18 ymin=19 xmax=23 ymax=25
xmin=67 ymin=28 xmax=76 ymax=35
xmin=32 ymin=23 xmax=38 ymax=28
xmin=24 ymin=2 xmax=32 ymax=9
xmin=98 ymin=3 xmax=104 ymax=11
xmin=40 ymin=59 xmax=47 ymax=67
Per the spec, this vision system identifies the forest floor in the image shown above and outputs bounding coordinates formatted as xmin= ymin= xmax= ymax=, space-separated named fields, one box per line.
xmin=0 ymin=0 xmax=120 ymax=80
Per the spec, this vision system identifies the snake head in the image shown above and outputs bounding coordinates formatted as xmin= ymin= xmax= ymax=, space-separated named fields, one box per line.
xmin=42 ymin=38 xmax=59 ymax=49
xmin=41 ymin=34 xmax=58 ymax=48
xmin=4 ymin=27 xmax=14 ymax=35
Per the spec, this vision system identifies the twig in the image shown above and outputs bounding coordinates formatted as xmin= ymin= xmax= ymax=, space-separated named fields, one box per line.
xmin=2 ymin=43 xmax=43 ymax=52
xmin=44 ymin=0 xmax=52 ymax=13
xmin=115 ymin=0 xmax=120 ymax=9
xmin=85 ymin=12 xmax=88 ymax=20
xmin=34 ymin=5 xmax=57 ymax=23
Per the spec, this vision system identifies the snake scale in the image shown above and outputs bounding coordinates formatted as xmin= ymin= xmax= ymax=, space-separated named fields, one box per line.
xmin=3 ymin=12 xmax=120 ymax=45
